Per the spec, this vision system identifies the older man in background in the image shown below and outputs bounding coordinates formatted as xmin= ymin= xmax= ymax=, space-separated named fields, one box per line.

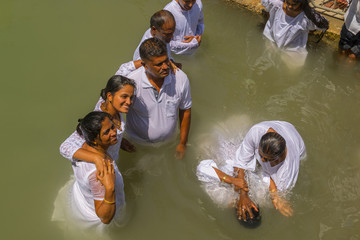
xmin=133 ymin=10 xmax=182 ymax=69
xmin=164 ymin=0 xmax=204 ymax=55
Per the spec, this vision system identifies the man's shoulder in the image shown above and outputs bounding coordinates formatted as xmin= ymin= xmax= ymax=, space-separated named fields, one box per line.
xmin=164 ymin=0 xmax=177 ymax=11
xmin=127 ymin=67 xmax=144 ymax=81
xmin=173 ymin=69 xmax=189 ymax=82
xmin=140 ymin=28 xmax=152 ymax=41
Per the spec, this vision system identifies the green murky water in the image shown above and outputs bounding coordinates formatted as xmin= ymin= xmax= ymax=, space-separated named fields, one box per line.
xmin=1 ymin=0 xmax=360 ymax=239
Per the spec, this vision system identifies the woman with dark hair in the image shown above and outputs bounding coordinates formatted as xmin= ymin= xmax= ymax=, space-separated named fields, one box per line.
xmin=197 ymin=121 xmax=305 ymax=220
xmin=234 ymin=121 xmax=305 ymax=218
xmin=54 ymin=112 xmax=127 ymax=231
xmin=60 ymin=75 xmax=136 ymax=173
xmin=261 ymin=0 xmax=329 ymax=64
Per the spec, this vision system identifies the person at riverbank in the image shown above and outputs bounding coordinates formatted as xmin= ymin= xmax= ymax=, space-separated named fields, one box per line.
xmin=53 ymin=112 xmax=127 ymax=232
xmin=164 ymin=0 xmax=204 ymax=55
xmin=197 ymin=121 xmax=305 ymax=219
xmin=127 ymin=37 xmax=192 ymax=159
xmin=339 ymin=0 xmax=360 ymax=60
xmin=261 ymin=0 xmax=329 ymax=65
xmin=60 ymin=75 xmax=136 ymax=174
xmin=133 ymin=10 xmax=182 ymax=70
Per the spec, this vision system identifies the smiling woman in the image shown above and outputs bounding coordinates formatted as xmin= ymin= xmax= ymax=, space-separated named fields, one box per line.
xmin=52 ymin=112 xmax=127 ymax=233
xmin=59 ymin=75 xmax=137 ymax=175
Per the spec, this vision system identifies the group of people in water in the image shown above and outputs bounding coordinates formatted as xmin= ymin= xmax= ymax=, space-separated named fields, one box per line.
xmin=53 ymin=0 xmax=359 ymax=234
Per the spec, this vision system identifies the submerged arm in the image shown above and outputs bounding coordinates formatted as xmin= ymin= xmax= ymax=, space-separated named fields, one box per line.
xmin=269 ymin=178 xmax=293 ymax=216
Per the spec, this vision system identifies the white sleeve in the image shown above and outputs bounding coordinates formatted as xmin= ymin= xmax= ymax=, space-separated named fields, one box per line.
xmin=88 ymin=171 xmax=105 ymax=201
xmin=179 ymin=75 xmax=192 ymax=110
xmin=59 ymin=131 xmax=85 ymax=162
xmin=261 ymin=0 xmax=278 ymax=12
xmin=196 ymin=160 xmax=220 ymax=183
xmin=234 ymin=127 xmax=258 ymax=171
xmin=114 ymin=61 xmax=136 ymax=76
xmin=169 ymin=38 xmax=199 ymax=55
xmin=195 ymin=8 xmax=204 ymax=36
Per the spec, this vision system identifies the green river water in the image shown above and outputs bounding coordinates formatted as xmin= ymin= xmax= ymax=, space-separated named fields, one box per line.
xmin=1 ymin=0 xmax=360 ymax=239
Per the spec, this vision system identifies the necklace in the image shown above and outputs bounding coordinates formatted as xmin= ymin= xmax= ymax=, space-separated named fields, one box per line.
xmin=101 ymin=102 xmax=122 ymax=130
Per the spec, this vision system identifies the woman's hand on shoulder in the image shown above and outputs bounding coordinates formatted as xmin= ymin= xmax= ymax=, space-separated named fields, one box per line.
xmin=94 ymin=153 xmax=113 ymax=179
xmin=97 ymin=160 xmax=115 ymax=192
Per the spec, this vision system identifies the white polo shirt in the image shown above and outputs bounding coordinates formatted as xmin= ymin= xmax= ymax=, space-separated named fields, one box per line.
xmin=133 ymin=29 xmax=172 ymax=61
xmin=125 ymin=67 xmax=192 ymax=144
xmin=164 ymin=0 xmax=204 ymax=55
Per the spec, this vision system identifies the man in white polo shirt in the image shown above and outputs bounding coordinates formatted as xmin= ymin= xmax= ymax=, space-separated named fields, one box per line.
xmin=164 ymin=0 xmax=204 ymax=55
xmin=126 ymin=37 xmax=192 ymax=159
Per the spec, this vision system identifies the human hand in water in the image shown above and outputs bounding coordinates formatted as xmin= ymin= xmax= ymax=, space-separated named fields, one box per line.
xmin=237 ymin=191 xmax=258 ymax=220
xmin=97 ymin=160 xmax=116 ymax=192
xmin=120 ymin=138 xmax=136 ymax=152
xmin=182 ymin=35 xmax=196 ymax=43
xmin=175 ymin=143 xmax=187 ymax=160
xmin=271 ymin=193 xmax=293 ymax=217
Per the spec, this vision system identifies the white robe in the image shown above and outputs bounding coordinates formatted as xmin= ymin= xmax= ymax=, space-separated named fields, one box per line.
xmin=234 ymin=121 xmax=306 ymax=191
xmin=164 ymin=0 xmax=204 ymax=55
xmin=262 ymin=0 xmax=323 ymax=54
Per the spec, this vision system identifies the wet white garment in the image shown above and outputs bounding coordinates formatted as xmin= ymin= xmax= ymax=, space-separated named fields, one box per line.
xmin=234 ymin=121 xmax=306 ymax=191
xmin=52 ymin=160 xmax=126 ymax=233
xmin=125 ymin=67 xmax=192 ymax=144
xmin=70 ymin=160 xmax=126 ymax=229
xmin=132 ymin=29 xmax=172 ymax=61
xmin=196 ymin=159 xmax=239 ymax=208
xmin=164 ymin=0 xmax=204 ymax=55
xmin=344 ymin=0 xmax=360 ymax=35
xmin=262 ymin=0 xmax=322 ymax=54
xmin=114 ymin=60 xmax=137 ymax=76
xmin=59 ymin=98 xmax=125 ymax=162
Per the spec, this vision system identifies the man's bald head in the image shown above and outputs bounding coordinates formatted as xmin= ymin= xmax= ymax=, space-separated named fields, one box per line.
xmin=150 ymin=10 xmax=175 ymax=43
xmin=150 ymin=10 xmax=175 ymax=29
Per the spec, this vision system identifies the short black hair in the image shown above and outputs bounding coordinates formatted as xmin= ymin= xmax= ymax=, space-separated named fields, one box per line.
xmin=139 ymin=37 xmax=167 ymax=61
